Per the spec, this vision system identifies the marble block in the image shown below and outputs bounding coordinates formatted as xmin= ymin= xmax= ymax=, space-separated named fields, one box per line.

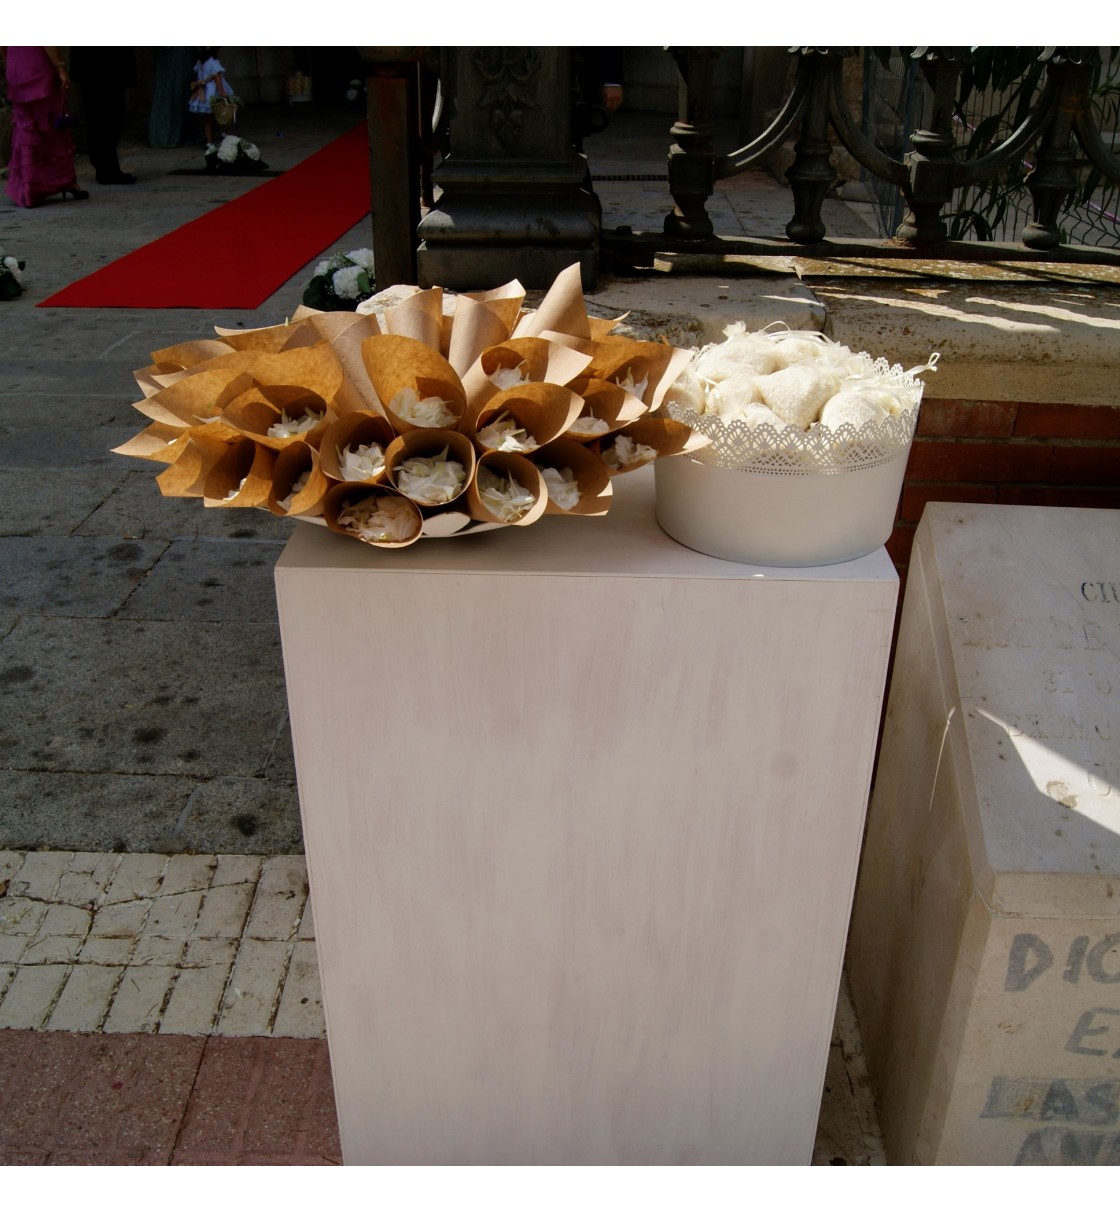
xmin=849 ymin=502 xmax=1120 ymax=1166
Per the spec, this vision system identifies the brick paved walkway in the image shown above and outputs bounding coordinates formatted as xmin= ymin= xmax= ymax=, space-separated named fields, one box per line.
xmin=0 ymin=847 xmax=885 ymax=1165
xmin=0 ymin=1030 xmax=339 ymax=1164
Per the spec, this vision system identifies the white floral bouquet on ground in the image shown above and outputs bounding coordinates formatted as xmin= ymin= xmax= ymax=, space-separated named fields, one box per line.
xmin=204 ymin=134 xmax=267 ymax=175
xmin=0 ymin=247 xmax=25 ymax=300
xmin=301 ymin=249 xmax=376 ymax=312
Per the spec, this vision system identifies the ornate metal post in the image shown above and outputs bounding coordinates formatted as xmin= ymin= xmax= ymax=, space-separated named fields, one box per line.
xmin=783 ymin=49 xmax=846 ymax=245
xmin=894 ymin=48 xmax=970 ymax=247
xmin=664 ymin=47 xmax=720 ymax=241
xmin=416 ymin=48 xmax=599 ymax=290
xmin=1022 ymin=48 xmax=1097 ymax=250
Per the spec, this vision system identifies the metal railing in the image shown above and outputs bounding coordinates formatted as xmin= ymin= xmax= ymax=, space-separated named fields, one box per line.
xmin=606 ymin=47 xmax=1120 ymax=269
xmin=862 ymin=47 xmax=1120 ymax=247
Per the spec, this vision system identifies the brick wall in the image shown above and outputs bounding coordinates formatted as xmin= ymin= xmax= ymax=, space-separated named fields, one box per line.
xmin=887 ymin=399 xmax=1120 ymax=590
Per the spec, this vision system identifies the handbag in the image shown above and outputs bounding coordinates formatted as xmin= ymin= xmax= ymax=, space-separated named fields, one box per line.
xmin=211 ymin=98 xmax=238 ymax=126
xmin=52 ymin=86 xmax=78 ymax=132
xmin=210 ymin=75 xmax=238 ymax=126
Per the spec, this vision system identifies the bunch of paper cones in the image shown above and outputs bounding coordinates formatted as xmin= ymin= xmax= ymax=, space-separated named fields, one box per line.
xmin=113 ymin=263 xmax=707 ymax=548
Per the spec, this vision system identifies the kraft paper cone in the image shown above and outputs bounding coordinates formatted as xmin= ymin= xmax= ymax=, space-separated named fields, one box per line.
xmin=588 ymin=337 xmax=694 ymax=411
xmin=133 ymin=366 xmax=173 ymax=397
xmin=251 ymin=341 xmax=345 ymax=403
xmin=155 ymin=432 xmax=231 ymax=498
xmin=112 ymin=421 xmax=195 ymax=465
xmin=213 ymin=320 xmax=306 ymax=353
xmin=149 ymin=338 xmax=232 ymax=370
xmin=481 ymin=337 xmax=592 ymax=390
xmin=287 ymin=305 xmax=322 ymax=322
xmin=588 ymin=314 xmax=627 ymax=339
xmin=319 ymin=412 xmax=395 ymax=483
xmin=277 ymin=321 xmax=327 ymax=351
xmin=328 ymin=313 xmax=385 ymax=415
xmin=385 ymin=428 xmax=476 ymax=507
xmin=268 ymin=442 xmax=330 ymax=517
xmin=474 ymin=381 xmax=584 ymax=452
xmin=323 ymin=483 xmax=423 ymax=548
xmin=532 ymin=438 xmax=613 ymax=516
xmin=466 ymin=451 xmax=548 ymax=527
xmin=133 ymin=369 xmax=255 ymax=429
xmin=459 ymin=337 xmax=592 ymax=431
xmin=223 ymin=385 xmax=334 ymax=451
xmin=303 ymin=310 xmax=368 ymax=346
xmin=446 ymin=295 xmax=512 ymax=378
xmin=563 ymin=377 xmax=647 ymax=441
xmin=360 ymin=334 xmax=467 ymax=433
xmin=202 ymin=437 xmax=276 ymax=509
xmin=597 ymin=417 xmax=711 ymax=476
xmin=512 ymin=263 xmax=590 ymax=341
xmin=462 ymin=279 xmax=526 ymax=336
xmin=385 ymin=286 xmax=444 ymax=350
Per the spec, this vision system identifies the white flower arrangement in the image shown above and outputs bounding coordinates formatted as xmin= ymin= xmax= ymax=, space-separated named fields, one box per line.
xmin=566 ymin=413 xmax=609 ymax=437
xmin=489 ymin=364 xmax=529 ymax=390
xmin=603 ymin=434 xmax=658 ymax=470
xmin=395 ymin=447 xmax=467 ymax=505
xmin=337 ymin=441 xmax=386 ymax=482
xmin=205 ymin=135 xmax=266 ymax=174
xmin=1 ymin=248 xmax=26 ymax=300
xmin=267 ymin=410 xmax=324 ymax=439
xmin=476 ymin=412 xmax=538 ymax=452
xmin=390 ymin=387 xmax=458 ymax=429
xmin=476 ymin=466 xmax=538 ymax=522
xmin=541 ymin=466 xmax=581 ymax=511
xmin=337 ymin=493 xmax=419 ymax=544
xmin=302 ymin=248 xmax=376 ymax=312
xmin=279 ymin=470 xmax=311 ymax=511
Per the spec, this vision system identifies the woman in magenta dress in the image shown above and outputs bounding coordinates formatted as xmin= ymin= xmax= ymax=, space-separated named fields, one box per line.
xmin=4 ymin=46 xmax=88 ymax=207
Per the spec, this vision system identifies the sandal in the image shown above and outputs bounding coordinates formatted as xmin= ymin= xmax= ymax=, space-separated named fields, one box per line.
xmin=60 ymin=187 xmax=90 ymax=201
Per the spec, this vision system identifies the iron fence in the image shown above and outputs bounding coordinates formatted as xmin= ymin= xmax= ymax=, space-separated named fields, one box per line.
xmin=861 ymin=46 xmax=1120 ymax=248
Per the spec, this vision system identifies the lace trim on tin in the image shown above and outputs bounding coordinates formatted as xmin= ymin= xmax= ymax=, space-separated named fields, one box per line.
xmin=666 ymin=353 xmax=928 ymax=476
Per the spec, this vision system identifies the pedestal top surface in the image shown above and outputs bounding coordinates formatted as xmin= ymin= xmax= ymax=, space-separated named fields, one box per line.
xmin=275 ymin=466 xmax=897 ymax=584
xmin=920 ymin=502 xmax=1120 ymax=899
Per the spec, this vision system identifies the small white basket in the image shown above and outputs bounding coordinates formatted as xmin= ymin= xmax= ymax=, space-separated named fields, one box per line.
xmin=656 ymin=356 xmax=925 ymax=567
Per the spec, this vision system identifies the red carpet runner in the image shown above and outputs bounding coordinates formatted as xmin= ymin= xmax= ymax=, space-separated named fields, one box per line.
xmin=39 ymin=124 xmax=370 ymax=309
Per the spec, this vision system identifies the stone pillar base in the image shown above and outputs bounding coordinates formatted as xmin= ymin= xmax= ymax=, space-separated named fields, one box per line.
xmin=416 ymin=48 xmax=600 ymax=292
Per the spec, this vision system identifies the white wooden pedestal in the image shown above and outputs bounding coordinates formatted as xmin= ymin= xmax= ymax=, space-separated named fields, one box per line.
xmin=274 ymin=469 xmax=898 ymax=1164
xmin=848 ymin=503 xmax=1120 ymax=1165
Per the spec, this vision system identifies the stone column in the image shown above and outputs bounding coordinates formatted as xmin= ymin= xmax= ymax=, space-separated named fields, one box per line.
xmin=417 ymin=48 xmax=599 ymax=291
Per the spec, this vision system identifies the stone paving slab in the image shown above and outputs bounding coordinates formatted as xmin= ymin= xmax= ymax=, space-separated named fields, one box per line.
xmin=0 ymin=616 xmax=288 ymax=780
xmin=0 ymin=469 xmax=132 ymax=538
xmin=75 ymin=470 xmax=294 ymax=542
xmin=0 ymin=536 xmax=168 ymax=617
xmin=118 ymin=538 xmax=285 ymax=625
xmin=0 ymin=426 xmax=142 ymax=470
xmin=173 ymin=775 xmax=302 ymax=856
xmin=0 ymin=770 xmax=199 ymax=854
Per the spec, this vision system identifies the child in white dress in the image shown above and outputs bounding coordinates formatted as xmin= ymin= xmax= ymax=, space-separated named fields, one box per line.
xmin=189 ymin=49 xmax=232 ymax=145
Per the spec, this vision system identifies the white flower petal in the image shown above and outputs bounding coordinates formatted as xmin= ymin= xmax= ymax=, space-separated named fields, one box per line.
xmin=477 ymin=465 xmax=537 ymax=522
xmin=541 ymin=466 xmax=581 ymax=510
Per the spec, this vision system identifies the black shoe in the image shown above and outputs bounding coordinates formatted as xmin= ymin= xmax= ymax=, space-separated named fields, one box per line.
xmin=97 ymin=172 xmax=137 ymax=185
xmin=60 ymin=187 xmax=90 ymax=201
